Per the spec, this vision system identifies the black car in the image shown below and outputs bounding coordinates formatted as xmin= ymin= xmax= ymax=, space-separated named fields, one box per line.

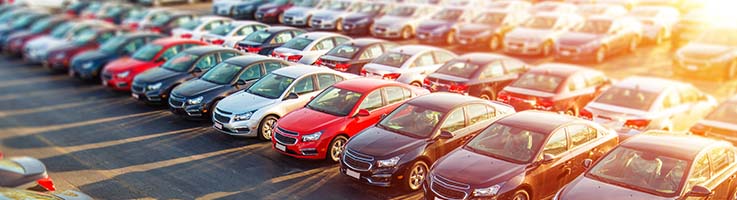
xmin=70 ymin=33 xmax=164 ymax=80
xmin=168 ymin=55 xmax=292 ymax=119
xmin=415 ymin=6 xmax=470 ymax=45
xmin=455 ymin=9 xmax=529 ymax=50
xmin=316 ymin=38 xmax=397 ymax=74
xmin=424 ymin=53 xmax=530 ymax=100
xmin=133 ymin=46 xmax=245 ymax=105
xmin=214 ymin=0 xmax=272 ymax=20
xmin=339 ymin=93 xmax=515 ymax=191
xmin=141 ymin=12 xmax=197 ymax=35
xmin=340 ymin=2 xmax=390 ymax=35
xmin=235 ymin=26 xmax=305 ymax=56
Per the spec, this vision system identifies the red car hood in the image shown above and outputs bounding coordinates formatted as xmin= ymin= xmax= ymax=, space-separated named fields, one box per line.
xmin=277 ymin=108 xmax=345 ymax=135
xmin=104 ymin=57 xmax=152 ymax=73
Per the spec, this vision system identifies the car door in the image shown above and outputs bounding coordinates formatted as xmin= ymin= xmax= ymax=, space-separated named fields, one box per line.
xmin=235 ymin=62 xmax=265 ymax=90
xmin=347 ymin=88 xmax=387 ymax=135
xmin=430 ymin=107 xmax=468 ymax=161
xmin=536 ymin=128 xmax=570 ymax=198
xmin=283 ymin=74 xmax=317 ymax=111
xmin=685 ymin=154 xmax=712 ymax=200
xmin=564 ymin=124 xmax=600 ymax=183
xmin=463 ymin=103 xmax=498 ymax=141
xmin=706 ymin=146 xmax=737 ymax=199
xmin=191 ymin=53 xmax=218 ymax=77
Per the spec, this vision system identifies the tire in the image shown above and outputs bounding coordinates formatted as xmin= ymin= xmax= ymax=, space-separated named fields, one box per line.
xmin=725 ymin=60 xmax=737 ymax=81
xmin=541 ymin=41 xmax=553 ymax=56
xmin=446 ymin=30 xmax=456 ymax=45
xmin=511 ymin=189 xmax=530 ymax=200
xmin=410 ymin=81 xmax=422 ymax=87
xmin=258 ymin=115 xmax=278 ymax=141
xmin=489 ymin=35 xmax=501 ymax=50
xmin=628 ymin=37 xmax=639 ymax=52
xmin=401 ymin=26 xmax=412 ymax=40
xmin=335 ymin=19 xmax=343 ymax=32
xmin=403 ymin=160 xmax=429 ymax=192
xmin=565 ymin=106 xmax=578 ymax=117
xmin=479 ymin=91 xmax=495 ymax=101
xmin=595 ymin=47 xmax=607 ymax=63
xmin=277 ymin=13 xmax=285 ymax=24
xmin=326 ymin=135 xmax=348 ymax=162
xmin=306 ymin=16 xmax=313 ymax=27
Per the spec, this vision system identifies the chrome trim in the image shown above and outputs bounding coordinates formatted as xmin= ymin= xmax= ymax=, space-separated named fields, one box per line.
xmin=430 ymin=174 xmax=470 ymax=200
xmin=274 ymin=131 xmax=298 ymax=145
xmin=342 ymin=149 xmax=373 ymax=171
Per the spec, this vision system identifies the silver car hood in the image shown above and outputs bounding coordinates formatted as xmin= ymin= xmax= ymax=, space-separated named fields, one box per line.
xmin=26 ymin=37 xmax=65 ymax=51
xmin=312 ymin=9 xmax=347 ymax=20
xmin=285 ymin=7 xmax=314 ymax=16
xmin=217 ymin=91 xmax=279 ymax=114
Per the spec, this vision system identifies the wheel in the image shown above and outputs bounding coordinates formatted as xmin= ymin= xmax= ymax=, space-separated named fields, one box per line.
xmin=479 ymin=92 xmax=495 ymax=101
xmin=628 ymin=37 xmax=639 ymax=52
xmin=306 ymin=16 xmax=313 ymax=27
xmin=258 ymin=115 xmax=278 ymax=141
xmin=401 ymin=26 xmax=412 ymax=40
xmin=655 ymin=29 xmax=666 ymax=45
xmin=541 ymin=41 xmax=553 ymax=56
xmin=335 ymin=19 xmax=343 ymax=32
xmin=511 ymin=189 xmax=530 ymax=200
xmin=403 ymin=160 xmax=429 ymax=191
xmin=595 ymin=47 xmax=607 ymax=63
xmin=327 ymin=135 xmax=348 ymax=162
xmin=410 ymin=81 xmax=422 ymax=87
xmin=277 ymin=13 xmax=285 ymax=24
xmin=724 ymin=60 xmax=737 ymax=81
xmin=489 ymin=35 xmax=501 ymax=50
xmin=445 ymin=30 xmax=456 ymax=45
xmin=565 ymin=106 xmax=578 ymax=117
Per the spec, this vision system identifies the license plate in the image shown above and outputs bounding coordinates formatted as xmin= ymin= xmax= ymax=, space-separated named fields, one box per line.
xmin=418 ymin=34 xmax=427 ymax=39
xmin=68 ymin=70 xmax=74 ymax=77
xmin=687 ymin=65 xmax=698 ymax=71
xmin=346 ymin=169 xmax=360 ymax=179
xmin=275 ymin=143 xmax=286 ymax=151
xmin=131 ymin=93 xmax=139 ymax=99
xmin=102 ymin=80 xmax=108 ymax=86
xmin=214 ymin=122 xmax=223 ymax=130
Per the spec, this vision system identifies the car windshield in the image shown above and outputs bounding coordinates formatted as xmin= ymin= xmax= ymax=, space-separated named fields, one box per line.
xmin=510 ymin=73 xmax=563 ymax=93
xmin=432 ymin=8 xmax=463 ymax=21
xmin=705 ymin=101 xmax=737 ymax=124
xmin=126 ymin=9 xmax=147 ymax=21
xmin=68 ymin=2 xmax=88 ymax=11
xmin=579 ymin=19 xmax=612 ymax=34
xmin=246 ymin=73 xmax=295 ymax=99
xmin=594 ymin=87 xmax=659 ymax=111
xmin=306 ymin=87 xmax=363 ymax=116
xmin=151 ymin=14 xmax=172 ymax=26
xmin=387 ymin=6 xmax=416 ymax=17
xmin=281 ymin=38 xmax=313 ymax=50
xmin=0 ymin=159 xmax=25 ymax=174
xmin=435 ymin=61 xmax=479 ymax=79
xmin=131 ymin=44 xmax=163 ymax=61
xmin=210 ymin=23 xmax=236 ymax=36
xmin=473 ymin=12 xmax=507 ymax=24
xmin=586 ymin=147 xmax=688 ymax=197
xmin=523 ymin=16 xmax=558 ymax=29
xmin=29 ymin=18 xmax=54 ymax=34
xmin=71 ymin=29 xmax=97 ymax=45
xmin=326 ymin=44 xmax=359 ymax=58
xmin=353 ymin=2 xmax=383 ymax=14
xmin=696 ymin=29 xmax=737 ymax=46
xmin=50 ymin=22 xmax=73 ymax=39
xmin=179 ymin=19 xmax=202 ymax=30
xmin=465 ymin=123 xmax=546 ymax=163
xmin=99 ymin=36 xmax=128 ymax=53
xmin=161 ymin=53 xmax=199 ymax=72
xmin=318 ymin=1 xmax=349 ymax=11
xmin=201 ymin=62 xmax=243 ymax=85
xmin=378 ymin=104 xmax=444 ymax=138
xmin=295 ymin=0 xmax=319 ymax=7
xmin=371 ymin=52 xmax=411 ymax=68
xmin=11 ymin=14 xmax=37 ymax=29
xmin=243 ymin=30 xmax=272 ymax=43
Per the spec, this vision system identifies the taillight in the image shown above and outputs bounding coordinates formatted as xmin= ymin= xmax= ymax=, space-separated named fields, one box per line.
xmin=211 ymin=39 xmax=225 ymax=45
xmin=690 ymin=124 xmax=710 ymax=136
xmin=536 ymin=98 xmax=554 ymax=110
xmin=151 ymin=27 xmax=161 ymax=33
xmin=37 ymin=177 xmax=55 ymax=192
xmin=423 ymin=78 xmax=432 ymax=86
xmin=449 ymin=84 xmax=468 ymax=93
xmin=579 ymin=108 xmax=593 ymax=120
xmin=287 ymin=55 xmax=303 ymax=62
xmin=624 ymin=119 xmax=651 ymax=130
xmin=314 ymin=58 xmax=323 ymax=66
xmin=129 ymin=23 xmax=139 ymax=29
xmin=497 ymin=91 xmax=510 ymax=102
xmin=271 ymin=52 xmax=278 ymax=57
xmin=66 ymin=10 xmax=75 ymax=16
xmin=181 ymin=33 xmax=192 ymax=39
xmin=104 ymin=18 xmax=114 ymax=23
xmin=360 ymin=69 xmax=367 ymax=76
xmin=334 ymin=63 xmax=350 ymax=71
xmin=382 ymin=73 xmax=401 ymax=80
xmin=246 ymin=46 xmax=262 ymax=53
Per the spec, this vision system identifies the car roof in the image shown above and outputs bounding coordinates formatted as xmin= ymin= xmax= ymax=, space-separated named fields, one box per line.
xmin=151 ymin=37 xmax=203 ymax=45
xmin=389 ymin=45 xmax=446 ymax=55
xmin=528 ymin=63 xmax=598 ymax=77
xmin=230 ymin=20 xmax=267 ymax=27
xmin=613 ymin=76 xmax=688 ymax=93
xmin=297 ymin=31 xmax=347 ymax=40
xmin=197 ymin=15 xmax=231 ymax=21
xmin=272 ymin=65 xmax=336 ymax=78
xmin=345 ymin=38 xmax=390 ymax=47
xmin=407 ymin=92 xmax=489 ymax=112
xmin=224 ymin=54 xmax=280 ymax=66
xmin=621 ymin=133 xmax=723 ymax=160
xmin=122 ymin=32 xmax=164 ymax=39
xmin=264 ymin=26 xmax=302 ymax=33
xmin=182 ymin=45 xmax=238 ymax=55
xmin=497 ymin=110 xmax=579 ymax=134
xmin=454 ymin=53 xmax=518 ymax=65
xmin=333 ymin=78 xmax=405 ymax=93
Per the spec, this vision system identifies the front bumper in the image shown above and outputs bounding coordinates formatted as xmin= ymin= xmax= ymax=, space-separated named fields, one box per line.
xmin=131 ymin=83 xmax=167 ymax=104
xmin=101 ymin=73 xmax=132 ymax=91
xmin=456 ymin=35 xmax=489 ymax=47
xmin=554 ymin=46 xmax=596 ymax=62
xmin=271 ymin=130 xmax=327 ymax=160
xmin=211 ymin=109 xmax=259 ymax=137
xmin=341 ymin=22 xmax=371 ymax=35
xmin=338 ymin=154 xmax=405 ymax=187
xmin=503 ymin=41 xmax=545 ymax=55
xmin=168 ymin=95 xmax=208 ymax=119
xmin=672 ymin=59 xmax=729 ymax=78
xmin=46 ymin=56 xmax=71 ymax=70
xmin=416 ymin=31 xmax=447 ymax=43
xmin=282 ymin=15 xmax=309 ymax=26
xmin=23 ymin=48 xmax=47 ymax=63
xmin=370 ymin=26 xmax=403 ymax=38
xmin=310 ymin=18 xmax=337 ymax=30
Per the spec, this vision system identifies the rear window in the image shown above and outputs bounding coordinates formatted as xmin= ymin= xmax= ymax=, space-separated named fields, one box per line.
xmin=509 ymin=73 xmax=563 ymax=93
xmin=594 ymin=87 xmax=659 ymax=111
xmin=281 ymin=38 xmax=313 ymax=50
xmin=0 ymin=160 xmax=24 ymax=174
xmin=210 ymin=24 xmax=236 ymax=36
xmin=179 ymin=20 xmax=202 ymax=30
xmin=435 ymin=61 xmax=479 ymax=79
xmin=325 ymin=44 xmax=359 ymax=58
xmin=243 ymin=30 xmax=272 ymax=43
xmin=371 ymin=52 xmax=411 ymax=68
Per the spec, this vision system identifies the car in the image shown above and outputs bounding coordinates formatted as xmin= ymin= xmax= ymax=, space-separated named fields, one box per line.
xmin=0 ymin=187 xmax=92 ymax=200
xmin=690 ymin=95 xmax=737 ymax=144
xmin=498 ymin=63 xmax=610 ymax=117
xmin=362 ymin=45 xmax=456 ymax=87
xmin=78 ymin=2 xmax=103 ymax=19
xmin=213 ymin=66 xmax=353 ymax=140
xmin=340 ymin=1 xmax=394 ymax=35
xmin=503 ymin=12 xmax=584 ymax=56
xmin=70 ymin=33 xmax=165 ymax=80
xmin=425 ymin=111 xmax=618 ymax=200
xmin=576 ymin=4 xmax=627 ymax=18
xmin=529 ymin=2 xmax=577 ymax=14
xmin=485 ymin=0 xmax=531 ymax=11
xmin=370 ymin=3 xmax=439 ymax=40
xmin=555 ymin=133 xmax=737 ymax=200
xmin=627 ymin=6 xmax=680 ymax=44
xmin=212 ymin=0 xmax=272 ymax=20
xmin=132 ymin=46 xmax=245 ymax=105
xmin=0 ymin=10 xmax=50 ymax=47
xmin=281 ymin=0 xmax=329 ymax=27
xmin=454 ymin=9 xmax=530 ymax=50
xmin=310 ymin=1 xmax=389 ymax=32
xmin=45 ymin=26 xmax=122 ymax=70
xmin=555 ymin=16 xmax=643 ymax=63
xmin=415 ymin=6 xmax=477 ymax=45
xmin=140 ymin=12 xmax=197 ymax=35
xmin=97 ymin=3 xmax=140 ymax=25
xmin=315 ymin=38 xmax=398 ymax=74
xmin=581 ymin=76 xmax=717 ymax=139
xmin=172 ymin=16 xmax=232 ymax=40
xmin=339 ymin=93 xmax=514 ymax=190
xmin=254 ymin=0 xmax=296 ymax=23
xmin=101 ymin=37 xmax=207 ymax=91
xmin=168 ymin=55 xmax=292 ymax=119
xmin=122 ymin=8 xmax=169 ymax=31
xmin=62 ymin=1 xmax=91 ymax=16
xmin=24 ymin=20 xmax=114 ymax=64
xmin=673 ymin=26 xmax=737 ymax=80
xmin=3 ymin=15 xmax=71 ymax=56
xmin=424 ymin=53 xmax=530 ymax=100
xmin=670 ymin=10 xmax=714 ymax=49
xmin=234 ymin=26 xmax=306 ymax=55
xmin=0 ymin=156 xmax=55 ymax=191
xmin=273 ymin=78 xmax=430 ymax=162
xmin=140 ymin=0 xmax=200 ymax=7
xmin=201 ymin=21 xmax=268 ymax=48
xmin=271 ymin=32 xmax=351 ymax=65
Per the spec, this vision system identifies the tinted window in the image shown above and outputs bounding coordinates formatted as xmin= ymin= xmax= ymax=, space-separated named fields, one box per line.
xmin=282 ymin=38 xmax=313 ymax=50
xmin=436 ymin=61 xmax=479 ymax=79
xmin=440 ymin=109 xmax=466 ymax=133
xmin=510 ymin=73 xmax=563 ymax=93
xmin=292 ymin=76 xmax=316 ymax=94
xmin=161 ymin=46 xmax=181 ymax=60
xmin=132 ymin=44 xmax=163 ymax=61
xmin=312 ymin=38 xmax=335 ymax=50
xmin=708 ymin=147 xmax=731 ymax=174
xmin=264 ymin=62 xmax=283 ymax=73
xmin=194 ymin=54 xmax=217 ymax=70
xmin=543 ymin=129 xmax=567 ymax=156
xmin=360 ymin=45 xmax=383 ymax=60
xmin=434 ymin=51 xmax=455 ymax=64
xmin=466 ymin=123 xmax=547 ymax=163
xmin=236 ymin=26 xmax=256 ymax=36
xmin=327 ymin=44 xmax=359 ymax=59
xmin=504 ymin=60 xmax=527 ymax=74
xmin=384 ymin=86 xmax=407 ymax=105
xmin=244 ymin=30 xmax=272 ymax=43
xmin=481 ymin=62 xmax=505 ymax=79
xmin=272 ymin=32 xmax=294 ymax=44
xmin=568 ymin=74 xmax=587 ymax=91
xmin=412 ymin=52 xmax=435 ymax=67
xmin=239 ymin=64 xmax=263 ymax=81
xmin=467 ymin=104 xmax=494 ymax=124
xmin=567 ymin=125 xmax=597 ymax=148
xmin=594 ymin=87 xmax=660 ymax=111
xmin=372 ymin=52 xmax=411 ymax=68
xmin=220 ymin=52 xmax=240 ymax=61
xmin=690 ymin=155 xmax=711 ymax=184
xmin=358 ymin=90 xmax=384 ymax=111
xmin=317 ymin=73 xmax=338 ymax=89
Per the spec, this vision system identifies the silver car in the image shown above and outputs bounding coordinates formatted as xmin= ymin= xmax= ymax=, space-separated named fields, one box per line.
xmin=281 ymin=0 xmax=329 ymax=27
xmin=529 ymin=1 xmax=578 ymax=14
xmin=361 ymin=45 xmax=456 ymax=87
xmin=171 ymin=16 xmax=232 ymax=40
xmin=309 ymin=0 xmax=389 ymax=31
xmin=24 ymin=20 xmax=114 ymax=63
xmin=271 ymin=32 xmax=351 ymax=65
xmin=503 ymin=12 xmax=583 ymax=56
xmin=212 ymin=65 xmax=354 ymax=140
xmin=370 ymin=3 xmax=439 ymax=39
xmin=201 ymin=21 xmax=269 ymax=48
xmin=627 ymin=6 xmax=680 ymax=44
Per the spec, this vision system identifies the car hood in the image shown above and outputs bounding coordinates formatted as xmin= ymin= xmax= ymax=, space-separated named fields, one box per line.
xmin=312 ymin=9 xmax=346 ymax=20
xmin=418 ymin=19 xmax=454 ymax=31
xmin=104 ymin=57 xmax=150 ymax=73
xmin=134 ymin=67 xmax=184 ymax=83
xmin=558 ymin=32 xmax=603 ymax=46
xmin=506 ymin=28 xmax=555 ymax=42
xmin=432 ymin=149 xmax=525 ymax=186
xmin=678 ymin=43 xmax=735 ymax=60
xmin=278 ymin=108 xmax=345 ymax=134
xmin=560 ymin=176 xmax=670 ymax=200
xmin=344 ymin=12 xmax=374 ymax=22
xmin=218 ymin=91 xmax=278 ymax=113
xmin=27 ymin=37 xmax=65 ymax=51
xmin=173 ymin=79 xmax=228 ymax=97
xmin=346 ymin=126 xmax=426 ymax=158
xmin=457 ymin=23 xmax=497 ymax=36
xmin=74 ymin=50 xmax=115 ymax=62
xmin=374 ymin=16 xmax=410 ymax=27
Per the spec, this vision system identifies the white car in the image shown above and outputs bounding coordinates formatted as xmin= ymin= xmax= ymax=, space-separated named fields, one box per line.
xmin=370 ymin=3 xmax=439 ymax=39
xmin=503 ymin=12 xmax=584 ymax=56
xmin=281 ymin=0 xmax=325 ymax=27
xmin=627 ymin=6 xmax=680 ymax=44
xmin=13 ymin=0 xmax=76 ymax=9
xmin=309 ymin=0 xmax=388 ymax=31
xmin=271 ymin=32 xmax=351 ymax=65
xmin=577 ymin=3 xmax=628 ymax=17
xmin=24 ymin=20 xmax=113 ymax=63
xmin=529 ymin=1 xmax=578 ymax=14
xmin=361 ymin=45 xmax=456 ymax=87
xmin=212 ymin=65 xmax=355 ymax=140
xmin=171 ymin=16 xmax=232 ymax=40
xmin=486 ymin=0 xmax=531 ymax=11
xmin=201 ymin=21 xmax=268 ymax=48
xmin=122 ymin=8 xmax=170 ymax=31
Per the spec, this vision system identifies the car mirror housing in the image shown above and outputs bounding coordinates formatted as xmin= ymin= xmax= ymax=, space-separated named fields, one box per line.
xmin=356 ymin=109 xmax=370 ymax=117
xmin=285 ymin=92 xmax=299 ymax=100
xmin=192 ymin=68 xmax=202 ymax=73
xmin=541 ymin=153 xmax=555 ymax=164
xmin=582 ymin=158 xmax=593 ymax=168
xmin=687 ymin=185 xmax=712 ymax=197
xmin=236 ymin=79 xmax=247 ymax=85
xmin=438 ymin=131 xmax=454 ymax=139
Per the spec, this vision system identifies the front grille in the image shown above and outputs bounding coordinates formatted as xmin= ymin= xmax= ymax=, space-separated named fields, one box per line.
xmin=102 ymin=73 xmax=112 ymax=80
xmin=276 ymin=126 xmax=298 ymax=136
xmin=431 ymin=175 xmax=470 ymax=200
xmin=131 ymin=83 xmax=145 ymax=93
xmin=343 ymin=148 xmax=373 ymax=171
xmin=274 ymin=132 xmax=297 ymax=145
xmin=169 ymin=94 xmax=185 ymax=108
xmin=216 ymin=108 xmax=232 ymax=115
xmin=214 ymin=113 xmax=230 ymax=123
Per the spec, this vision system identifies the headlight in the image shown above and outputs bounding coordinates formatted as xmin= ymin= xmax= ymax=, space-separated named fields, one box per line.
xmin=266 ymin=8 xmax=278 ymax=13
xmin=82 ymin=62 xmax=94 ymax=69
xmin=233 ymin=111 xmax=254 ymax=121
xmin=473 ymin=184 xmax=502 ymax=197
xmin=376 ymin=156 xmax=400 ymax=168
xmin=713 ymin=53 xmax=735 ymax=62
xmin=187 ymin=96 xmax=203 ymax=105
xmin=55 ymin=53 xmax=65 ymax=59
xmin=116 ymin=71 xmax=130 ymax=78
xmin=147 ymin=82 xmax=162 ymax=91
xmin=302 ymin=131 xmax=322 ymax=142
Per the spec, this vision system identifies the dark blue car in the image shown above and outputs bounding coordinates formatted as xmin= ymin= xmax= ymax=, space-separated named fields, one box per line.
xmin=69 ymin=33 xmax=164 ymax=80
xmin=235 ymin=26 xmax=305 ymax=56
xmin=415 ymin=6 xmax=472 ymax=45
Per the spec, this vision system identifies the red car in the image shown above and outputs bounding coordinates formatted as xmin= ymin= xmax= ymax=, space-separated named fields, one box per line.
xmin=497 ymin=63 xmax=611 ymax=117
xmin=101 ymin=37 xmax=206 ymax=91
xmin=45 ymin=26 xmax=121 ymax=70
xmin=4 ymin=16 xmax=72 ymax=56
xmin=272 ymin=78 xmax=429 ymax=162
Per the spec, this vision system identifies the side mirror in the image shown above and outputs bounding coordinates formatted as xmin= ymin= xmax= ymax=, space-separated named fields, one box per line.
xmin=438 ymin=131 xmax=454 ymax=139
xmin=236 ymin=79 xmax=247 ymax=85
xmin=380 ymin=113 xmax=388 ymax=120
xmin=687 ymin=185 xmax=712 ymax=197
xmin=192 ymin=68 xmax=202 ymax=73
xmin=356 ymin=109 xmax=370 ymax=117
xmin=285 ymin=92 xmax=299 ymax=100
xmin=156 ymin=57 xmax=166 ymax=63
xmin=582 ymin=158 xmax=593 ymax=168
xmin=541 ymin=153 xmax=555 ymax=164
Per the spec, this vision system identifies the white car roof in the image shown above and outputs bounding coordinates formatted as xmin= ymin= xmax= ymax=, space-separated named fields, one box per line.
xmin=387 ymin=45 xmax=446 ymax=55
xmin=272 ymin=65 xmax=339 ymax=78
xmin=613 ymin=76 xmax=689 ymax=93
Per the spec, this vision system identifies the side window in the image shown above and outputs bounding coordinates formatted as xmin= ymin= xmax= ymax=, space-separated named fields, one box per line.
xmin=292 ymin=75 xmax=316 ymax=94
xmin=567 ymin=74 xmax=587 ymax=91
xmin=567 ymin=125 xmax=597 ymax=148
xmin=334 ymin=37 xmax=350 ymax=45
xmin=203 ymin=21 xmax=224 ymax=31
xmin=181 ymin=43 xmax=199 ymax=49
xmin=662 ymin=90 xmax=682 ymax=109
xmin=360 ymin=45 xmax=383 ymax=60
xmin=679 ymin=87 xmax=700 ymax=104
xmin=334 ymin=75 xmax=345 ymax=82
xmin=239 ymin=64 xmax=263 ymax=81
xmin=236 ymin=26 xmax=256 ymax=36
xmin=481 ymin=61 xmax=505 ymax=79
xmin=272 ymin=32 xmax=294 ymax=44
xmin=263 ymin=62 xmax=283 ymax=73
xmin=160 ymin=46 xmax=181 ymax=60
xmin=219 ymin=52 xmax=239 ymax=61
xmin=384 ymin=86 xmax=407 ymax=105
xmin=317 ymin=73 xmax=338 ymax=89
xmin=466 ymin=104 xmax=494 ymax=124
xmin=123 ymin=38 xmax=144 ymax=54
xmin=194 ymin=54 xmax=218 ymax=70
xmin=358 ymin=90 xmax=385 ymax=111
xmin=440 ymin=109 xmax=466 ymax=133
xmin=503 ymin=60 xmax=526 ymax=74
xmin=689 ymin=155 xmax=711 ymax=185
xmin=433 ymin=51 xmax=455 ymax=64
xmin=543 ymin=129 xmax=568 ymax=156
xmin=708 ymin=147 xmax=730 ymax=174
xmin=312 ymin=38 xmax=336 ymax=50
xmin=412 ymin=52 xmax=435 ymax=67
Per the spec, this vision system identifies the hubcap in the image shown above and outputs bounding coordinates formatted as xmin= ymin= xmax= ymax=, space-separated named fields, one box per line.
xmin=409 ymin=163 xmax=427 ymax=189
xmin=403 ymin=28 xmax=411 ymax=39
xmin=336 ymin=20 xmax=343 ymax=31
xmin=411 ymin=82 xmax=421 ymax=87
xmin=331 ymin=138 xmax=345 ymax=161
xmin=490 ymin=37 xmax=499 ymax=50
xmin=513 ymin=193 xmax=528 ymax=200
xmin=543 ymin=44 xmax=551 ymax=56
xmin=262 ymin=119 xmax=276 ymax=139
xmin=596 ymin=49 xmax=605 ymax=62
xmin=447 ymin=32 xmax=455 ymax=44
xmin=480 ymin=94 xmax=490 ymax=100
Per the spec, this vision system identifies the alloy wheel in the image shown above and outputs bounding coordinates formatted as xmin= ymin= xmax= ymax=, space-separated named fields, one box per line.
xmin=401 ymin=27 xmax=412 ymax=40
xmin=446 ymin=31 xmax=455 ymax=45
xmin=259 ymin=116 xmax=277 ymax=140
xmin=512 ymin=190 xmax=530 ymax=200
xmin=407 ymin=161 xmax=428 ymax=191
xmin=329 ymin=136 xmax=347 ymax=162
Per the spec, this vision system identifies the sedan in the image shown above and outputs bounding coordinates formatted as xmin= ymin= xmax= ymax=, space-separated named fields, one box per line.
xmin=271 ymin=31 xmax=351 ymax=65
xmin=370 ymin=3 xmax=439 ymax=40
xmin=316 ymin=38 xmax=397 ymax=74
xmin=212 ymin=0 xmax=272 ymax=20
xmin=582 ymin=76 xmax=717 ymax=139
xmin=362 ymin=45 xmax=457 ymax=87
xmin=24 ymin=20 xmax=113 ymax=64
xmin=310 ymin=1 xmax=388 ymax=32
xmin=454 ymin=9 xmax=530 ymax=50
xmin=3 ymin=15 xmax=70 ymax=56
xmin=280 ymin=0 xmax=323 ymax=27
xmin=201 ymin=21 xmax=268 ymax=48
xmin=0 ymin=10 xmax=49 ymax=47
xmin=254 ymin=0 xmax=296 ymax=23
xmin=0 ymin=156 xmax=54 ymax=191
xmin=576 ymin=4 xmax=627 ymax=18
xmin=132 ymin=46 xmax=245 ymax=105
xmin=555 ymin=17 xmax=642 ymax=63
xmin=234 ymin=26 xmax=306 ymax=55
xmin=627 ymin=6 xmax=680 ymax=44
xmin=415 ymin=6 xmax=476 ymax=45
xmin=141 ymin=12 xmax=197 ymax=35
xmin=213 ymin=66 xmax=351 ymax=140
xmin=45 ymin=26 xmax=122 ymax=71
xmin=426 ymin=111 xmax=618 ymax=200
xmin=503 ymin=13 xmax=583 ymax=56
xmin=340 ymin=1 xmax=393 ymax=35
xmin=690 ymin=95 xmax=737 ymax=144
xmin=673 ymin=26 xmax=737 ymax=80
xmin=172 ymin=16 xmax=232 ymax=40
xmin=70 ymin=33 xmax=164 ymax=80
xmin=121 ymin=8 xmax=169 ymax=31
xmin=425 ymin=53 xmax=529 ymax=100
xmin=555 ymin=132 xmax=737 ymax=200
xmin=97 ymin=3 xmax=139 ymax=25
xmin=168 ymin=55 xmax=292 ymax=119
xmin=340 ymin=93 xmax=514 ymax=191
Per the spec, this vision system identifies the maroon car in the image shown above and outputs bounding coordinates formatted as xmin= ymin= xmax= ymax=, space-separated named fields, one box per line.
xmin=425 ymin=111 xmax=618 ymax=200
xmin=4 ymin=16 xmax=72 ymax=56
xmin=254 ymin=0 xmax=294 ymax=23
xmin=497 ymin=63 xmax=610 ymax=117
xmin=45 ymin=26 xmax=122 ymax=70
xmin=555 ymin=132 xmax=737 ymax=200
